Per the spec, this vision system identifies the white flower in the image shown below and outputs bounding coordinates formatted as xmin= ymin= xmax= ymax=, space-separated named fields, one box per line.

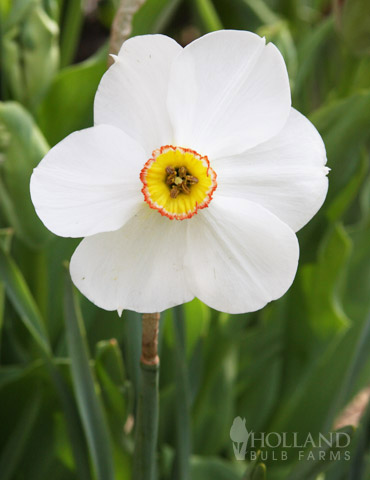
xmin=30 ymin=30 xmax=329 ymax=314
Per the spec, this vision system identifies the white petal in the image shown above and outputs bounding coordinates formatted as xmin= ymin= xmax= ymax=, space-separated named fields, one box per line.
xmin=70 ymin=207 xmax=194 ymax=313
xmin=167 ymin=30 xmax=291 ymax=159
xmin=185 ymin=197 xmax=299 ymax=313
xmin=214 ymin=109 xmax=329 ymax=232
xmin=30 ymin=125 xmax=145 ymax=238
xmin=94 ymin=35 xmax=182 ymax=156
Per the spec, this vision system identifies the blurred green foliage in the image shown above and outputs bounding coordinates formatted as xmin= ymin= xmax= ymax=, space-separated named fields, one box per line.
xmin=1 ymin=0 xmax=370 ymax=479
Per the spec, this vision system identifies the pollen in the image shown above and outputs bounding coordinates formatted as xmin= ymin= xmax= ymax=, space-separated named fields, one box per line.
xmin=140 ymin=145 xmax=217 ymax=220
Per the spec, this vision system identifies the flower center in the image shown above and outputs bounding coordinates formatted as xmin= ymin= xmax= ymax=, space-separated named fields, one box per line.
xmin=140 ymin=145 xmax=217 ymax=220
xmin=165 ymin=165 xmax=199 ymax=198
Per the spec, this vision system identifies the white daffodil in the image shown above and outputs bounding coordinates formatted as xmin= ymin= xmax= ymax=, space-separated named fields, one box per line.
xmin=30 ymin=30 xmax=329 ymax=314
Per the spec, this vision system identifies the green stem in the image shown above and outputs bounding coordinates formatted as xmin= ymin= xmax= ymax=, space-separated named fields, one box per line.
xmin=133 ymin=313 xmax=160 ymax=480
xmin=59 ymin=0 xmax=84 ymax=67
xmin=172 ymin=306 xmax=191 ymax=480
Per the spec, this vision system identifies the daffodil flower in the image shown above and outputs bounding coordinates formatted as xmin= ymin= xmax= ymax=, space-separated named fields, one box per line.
xmin=30 ymin=30 xmax=329 ymax=314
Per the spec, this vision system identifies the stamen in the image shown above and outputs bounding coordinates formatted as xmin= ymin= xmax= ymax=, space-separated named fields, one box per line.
xmin=186 ymin=175 xmax=199 ymax=185
xmin=165 ymin=165 xmax=198 ymax=196
xmin=170 ymin=186 xmax=180 ymax=198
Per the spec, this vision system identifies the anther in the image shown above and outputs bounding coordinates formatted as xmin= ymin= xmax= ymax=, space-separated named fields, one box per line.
xmin=170 ymin=186 xmax=180 ymax=198
xmin=186 ymin=175 xmax=198 ymax=185
xmin=181 ymin=183 xmax=190 ymax=194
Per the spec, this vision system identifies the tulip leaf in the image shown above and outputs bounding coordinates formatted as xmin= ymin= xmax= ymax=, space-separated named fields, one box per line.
xmin=0 ymin=101 xmax=52 ymax=248
xmin=63 ymin=269 xmax=115 ymax=480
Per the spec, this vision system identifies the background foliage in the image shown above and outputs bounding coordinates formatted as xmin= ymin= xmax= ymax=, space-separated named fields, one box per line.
xmin=0 ymin=0 xmax=370 ymax=479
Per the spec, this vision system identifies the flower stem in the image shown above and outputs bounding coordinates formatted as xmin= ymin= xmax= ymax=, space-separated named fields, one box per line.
xmin=132 ymin=313 xmax=160 ymax=480
xmin=108 ymin=0 xmax=146 ymax=66
xmin=171 ymin=305 xmax=191 ymax=480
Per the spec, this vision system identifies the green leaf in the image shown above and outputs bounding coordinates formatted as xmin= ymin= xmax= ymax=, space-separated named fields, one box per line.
xmin=0 ymin=389 xmax=42 ymax=480
xmin=310 ymin=91 xmax=370 ymax=205
xmin=344 ymin=178 xmax=370 ymax=321
xmin=300 ymin=224 xmax=351 ymax=336
xmin=0 ymin=247 xmax=51 ymax=355
xmin=326 ymin=149 xmax=369 ymax=223
xmin=293 ymin=17 xmax=335 ymax=102
xmin=37 ymin=52 xmax=107 ymax=146
xmin=242 ymin=454 xmax=267 ymax=480
xmin=236 ymin=310 xmax=283 ymax=433
xmin=184 ymin=298 xmax=210 ymax=358
xmin=270 ymin=306 xmax=370 ymax=440
xmin=95 ymin=339 xmax=130 ymax=434
xmin=192 ymin=330 xmax=238 ymax=454
xmin=1 ymin=0 xmax=34 ymax=30
xmin=122 ymin=309 xmax=142 ymax=396
xmin=325 ymin=395 xmax=370 ymax=479
xmin=0 ymin=361 xmax=42 ymax=390
xmin=2 ymin=2 xmax=59 ymax=108
xmin=193 ymin=0 xmax=223 ymax=32
xmin=250 ymin=464 xmax=266 ymax=480
xmin=0 ymin=228 xmax=12 ymax=353
xmin=64 ymin=268 xmax=115 ymax=480
xmin=95 ymin=339 xmax=132 ymax=477
xmin=339 ymin=0 xmax=370 ymax=56
xmin=0 ymin=101 xmax=51 ymax=248
xmin=50 ymin=365 xmax=94 ymax=480
xmin=190 ymin=456 xmax=240 ymax=480
xmin=131 ymin=0 xmax=183 ymax=36
xmin=286 ymin=426 xmax=355 ymax=480
xmin=349 ymin=398 xmax=370 ymax=480
xmin=59 ymin=0 xmax=84 ymax=67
